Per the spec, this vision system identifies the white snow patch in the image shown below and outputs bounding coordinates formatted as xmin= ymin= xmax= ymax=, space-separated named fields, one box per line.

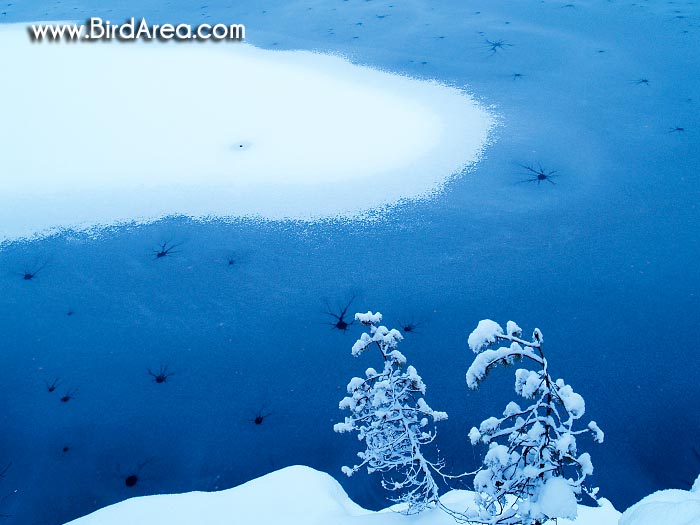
xmin=467 ymin=320 xmax=504 ymax=353
xmin=355 ymin=312 xmax=383 ymax=326
xmin=505 ymin=320 xmax=522 ymax=338
xmin=535 ymin=477 xmax=579 ymax=520
xmin=63 ymin=465 xmax=621 ymax=525
xmin=0 ymin=23 xmax=495 ymax=241
xmin=619 ymin=488 xmax=700 ymax=525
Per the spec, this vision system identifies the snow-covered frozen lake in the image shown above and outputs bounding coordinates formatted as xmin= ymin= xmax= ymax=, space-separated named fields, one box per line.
xmin=0 ymin=1 xmax=698 ymax=524
xmin=0 ymin=23 xmax=493 ymax=237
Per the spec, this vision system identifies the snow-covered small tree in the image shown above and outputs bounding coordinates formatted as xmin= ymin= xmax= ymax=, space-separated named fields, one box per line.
xmin=463 ymin=320 xmax=604 ymax=525
xmin=334 ymin=311 xmax=449 ymax=514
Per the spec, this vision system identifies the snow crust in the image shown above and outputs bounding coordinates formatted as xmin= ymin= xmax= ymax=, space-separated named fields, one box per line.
xmin=0 ymin=23 xmax=494 ymax=241
xmin=63 ymin=465 xmax=621 ymax=525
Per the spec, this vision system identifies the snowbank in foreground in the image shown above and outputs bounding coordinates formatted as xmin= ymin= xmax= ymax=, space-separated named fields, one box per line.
xmin=64 ymin=466 xmax=620 ymax=525
xmin=0 ymin=23 xmax=494 ymax=241
xmin=619 ymin=487 xmax=700 ymax=525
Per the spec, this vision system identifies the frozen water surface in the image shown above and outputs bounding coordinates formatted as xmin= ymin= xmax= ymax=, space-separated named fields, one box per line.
xmin=0 ymin=1 xmax=698 ymax=524
xmin=0 ymin=24 xmax=493 ymax=238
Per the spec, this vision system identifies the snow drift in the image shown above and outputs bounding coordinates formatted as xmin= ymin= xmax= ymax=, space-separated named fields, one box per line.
xmin=0 ymin=22 xmax=494 ymax=241
xmin=619 ymin=485 xmax=700 ymax=525
xmin=63 ymin=465 xmax=621 ymax=525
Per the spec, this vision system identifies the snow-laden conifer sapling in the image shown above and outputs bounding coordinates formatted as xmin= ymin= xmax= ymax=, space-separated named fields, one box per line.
xmin=334 ymin=311 xmax=450 ymax=514
xmin=460 ymin=320 xmax=604 ymax=525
